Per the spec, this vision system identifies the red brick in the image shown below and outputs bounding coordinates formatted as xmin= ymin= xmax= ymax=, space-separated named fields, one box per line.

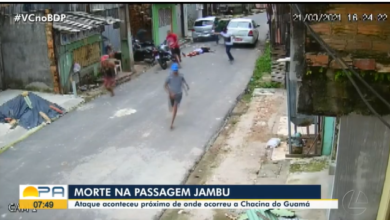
xmin=346 ymin=7 xmax=374 ymax=15
xmin=353 ymin=59 xmax=376 ymax=70
xmin=357 ymin=24 xmax=382 ymax=36
xmin=355 ymin=35 xmax=380 ymax=41
xmin=310 ymin=23 xmax=331 ymax=35
xmin=329 ymin=60 xmax=350 ymax=69
xmin=331 ymin=23 xmax=357 ymax=36
xmin=326 ymin=8 xmax=346 ymax=14
xmin=322 ymin=37 xmax=347 ymax=51
xmin=305 ymin=54 xmax=329 ymax=66
xmin=346 ymin=40 xmax=372 ymax=51
xmin=372 ymin=41 xmax=390 ymax=53
xmin=329 ymin=55 xmax=353 ymax=69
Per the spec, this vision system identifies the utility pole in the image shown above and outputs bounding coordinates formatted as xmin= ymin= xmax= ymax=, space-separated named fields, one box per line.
xmin=196 ymin=4 xmax=203 ymax=19
xmin=125 ymin=4 xmax=134 ymax=72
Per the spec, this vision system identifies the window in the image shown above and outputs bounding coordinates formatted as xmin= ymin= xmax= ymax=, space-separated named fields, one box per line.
xmin=227 ymin=21 xmax=251 ymax=29
xmin=194 ymin=20 xmax=213 ymax=27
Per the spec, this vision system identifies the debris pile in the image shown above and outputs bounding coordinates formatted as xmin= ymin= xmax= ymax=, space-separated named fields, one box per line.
xmin=0 ymin=92 xmax=65 ymax=129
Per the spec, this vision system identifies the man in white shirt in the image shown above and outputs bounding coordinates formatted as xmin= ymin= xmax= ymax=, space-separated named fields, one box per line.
xmin=219 ymin=27 xmax=234 ymax=62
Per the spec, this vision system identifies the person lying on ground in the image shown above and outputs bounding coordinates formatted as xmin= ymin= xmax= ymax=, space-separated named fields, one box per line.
xmin=182 ymin=47 xmax=215 ymax=58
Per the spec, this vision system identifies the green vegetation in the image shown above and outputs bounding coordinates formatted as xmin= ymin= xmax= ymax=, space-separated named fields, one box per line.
xmin=334 ymin=70 xmax=390 ymax=82
xmin=290 ymin=158 xmax=329 ymax=173
xmin=242 ymin=43 xmax=280 ymax=102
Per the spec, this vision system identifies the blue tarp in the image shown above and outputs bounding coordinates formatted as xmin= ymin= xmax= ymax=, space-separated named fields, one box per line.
xmin=0 ymin=92 xmax=65 ymax=130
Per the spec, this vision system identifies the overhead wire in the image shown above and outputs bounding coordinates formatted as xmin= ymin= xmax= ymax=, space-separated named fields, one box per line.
xmin=291 ymin=4 xmax=390 ymax=129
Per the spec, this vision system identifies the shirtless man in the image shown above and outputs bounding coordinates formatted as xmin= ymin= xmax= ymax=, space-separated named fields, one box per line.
xmin=100 ymin=55 xmax=116 ymax=97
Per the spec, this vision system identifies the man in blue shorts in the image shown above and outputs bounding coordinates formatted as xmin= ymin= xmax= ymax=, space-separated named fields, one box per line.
xmin=164 ymin=63 xmax=189 ymax=129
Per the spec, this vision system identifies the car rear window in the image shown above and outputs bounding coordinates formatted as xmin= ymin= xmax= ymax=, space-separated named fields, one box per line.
xmin=194 ymin=20 xmax=214 ymax=27
xmin=228 ymin=21 xmax=251 ymax=28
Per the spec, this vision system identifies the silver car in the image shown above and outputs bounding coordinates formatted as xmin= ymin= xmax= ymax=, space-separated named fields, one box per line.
xmin=191 ymin=16 xmax=218 ymax=42
xmin=227 ymin=18 xmax=260 ymax=46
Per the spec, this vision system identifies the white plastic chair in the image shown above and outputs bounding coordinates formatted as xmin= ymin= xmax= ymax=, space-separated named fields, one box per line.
xmin=114 ymin=60 xmax=122 ymax=75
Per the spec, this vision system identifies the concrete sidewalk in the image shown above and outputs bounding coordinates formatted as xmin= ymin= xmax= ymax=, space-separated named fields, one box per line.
xmin=0 ymin=90 xmax=84 ymax=152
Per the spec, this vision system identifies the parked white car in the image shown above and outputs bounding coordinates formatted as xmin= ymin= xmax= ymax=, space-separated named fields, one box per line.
xmin=226 ymin=18 xmax=260 ymax=46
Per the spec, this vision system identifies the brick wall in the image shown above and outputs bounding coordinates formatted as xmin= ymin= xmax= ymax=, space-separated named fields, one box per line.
xmin=297 ymin=4 xmax=390 ymax=116
xmin=308 ymin=4 xmax=390 ymax=55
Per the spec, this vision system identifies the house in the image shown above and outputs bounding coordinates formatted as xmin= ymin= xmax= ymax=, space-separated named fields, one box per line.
xmin=272 ymin=4 xmax=390 ymax=220
xmin=151 ymin=4 xmax=179 ymax=45
xmin=0 ymin=4 xmax=121 ymax=94
xmin=53 ymin=11 xmax=121 ymax=93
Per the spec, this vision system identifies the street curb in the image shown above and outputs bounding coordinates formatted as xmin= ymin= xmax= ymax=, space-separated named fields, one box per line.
xmin=0 ymin=125 xmax=44 ymax=154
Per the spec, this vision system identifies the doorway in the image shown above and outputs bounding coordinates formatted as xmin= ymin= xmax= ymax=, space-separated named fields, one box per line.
xmin=129 ymin=4 xmax=153 ymax=41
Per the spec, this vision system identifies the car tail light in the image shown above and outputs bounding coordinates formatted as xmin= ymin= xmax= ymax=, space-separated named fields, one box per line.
xmin=248 ymin=30 xmax=253 ymax=36
xmin=191 ymin=29 xmax=195 ymax=32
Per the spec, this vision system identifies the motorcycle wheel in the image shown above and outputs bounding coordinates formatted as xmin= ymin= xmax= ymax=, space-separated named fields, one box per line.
xmin=159 ymin=59 xmax=168 ymax=70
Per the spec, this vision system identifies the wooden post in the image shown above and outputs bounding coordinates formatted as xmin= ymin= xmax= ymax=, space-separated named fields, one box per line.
xmin=0 ymin=41 xmax=5 ymax=90
xmin=125 ymin=4 xmax=134 ymax=72
xmin=45 ymin=9 xmax=61 ymax=94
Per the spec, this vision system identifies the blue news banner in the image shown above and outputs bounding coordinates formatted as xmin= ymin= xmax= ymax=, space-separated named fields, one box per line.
xmin=66 ymin=185 xmax=337 ymax=210
xmin=68 ymin=185 xmax=321 ymax=199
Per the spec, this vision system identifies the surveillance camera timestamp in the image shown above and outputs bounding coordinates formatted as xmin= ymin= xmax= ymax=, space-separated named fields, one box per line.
xmin=348 ymin=13 xmax=388 ymax=21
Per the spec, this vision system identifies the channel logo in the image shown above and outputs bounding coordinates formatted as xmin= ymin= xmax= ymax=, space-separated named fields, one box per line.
xmin=19 ymin=185 xmax=68 ymax=200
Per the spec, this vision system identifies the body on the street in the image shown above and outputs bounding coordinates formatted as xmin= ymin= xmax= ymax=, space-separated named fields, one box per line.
xmin=101 ymin=55 xmax=116 ymax=97
xmin=220 ymin=28 xmax=234 ymax=62
xmin=164 ymin=63 xmax=189 ymax=129
xmin=182 ymin=47 xmax=214 ymax=57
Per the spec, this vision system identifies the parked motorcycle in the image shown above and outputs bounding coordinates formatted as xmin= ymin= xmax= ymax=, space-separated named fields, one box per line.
xmin=132 ymin=38 xmax=157 ymax=64
xmin=155 ymin=40 xmax=177 ymax=70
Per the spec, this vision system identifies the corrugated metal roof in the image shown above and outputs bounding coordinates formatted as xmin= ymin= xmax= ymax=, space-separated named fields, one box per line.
xmin=0 ymin=4 xmax=121 ymax=15
xmin=53 ymin=11 xmax=121 ymax=33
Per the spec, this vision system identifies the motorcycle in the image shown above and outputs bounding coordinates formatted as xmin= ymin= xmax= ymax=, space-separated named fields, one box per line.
xmin=132 ymin=38 xmax=158 ymax=64
xmin=155 ymin=40 xmax=177 ymax=70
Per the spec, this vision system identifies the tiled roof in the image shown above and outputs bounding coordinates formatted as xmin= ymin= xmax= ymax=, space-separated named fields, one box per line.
xmin=53 ymin=11 xmax=121 ymax=33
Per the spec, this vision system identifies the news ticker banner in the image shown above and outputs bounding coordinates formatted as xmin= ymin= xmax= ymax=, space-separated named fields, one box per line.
xmin=19 ymin=185 xmax=338 ymax=210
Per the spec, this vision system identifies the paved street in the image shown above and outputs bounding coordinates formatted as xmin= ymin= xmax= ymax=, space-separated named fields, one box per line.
xmin=0 ymin=13 xmax=267 ymax=220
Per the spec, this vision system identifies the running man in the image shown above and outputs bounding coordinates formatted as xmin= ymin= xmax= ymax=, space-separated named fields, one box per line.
xmin=166 ymin=30 xmax=182 ymax=66
xmin=219 ymin=27 xmax=234 ymax=62
xmin=164 ymin=63 xmax=189 ymax=130
xmin=100 ymin=55 xmax=116 ymax=97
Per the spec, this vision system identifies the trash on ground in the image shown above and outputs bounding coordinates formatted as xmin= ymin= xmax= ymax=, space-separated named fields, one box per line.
xmin=0 ymin=92 xmax=65 ymax=129
xmin=266 ymin=138 xmax=281 ymax=148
